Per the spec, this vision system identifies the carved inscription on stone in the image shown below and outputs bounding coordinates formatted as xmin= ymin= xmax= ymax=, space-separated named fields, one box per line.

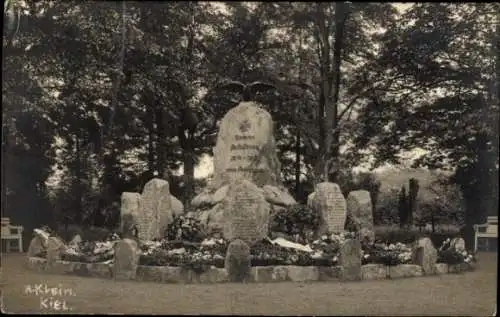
xmin=223 ymin=180 xmax=270 ymax=245
xmin=212 ymin=102 xmax=281 ymax=188
xmin=137 ymin=179 xmax=172 ymax=241
xmin=313 ymin=182 xmax=347 ymax=234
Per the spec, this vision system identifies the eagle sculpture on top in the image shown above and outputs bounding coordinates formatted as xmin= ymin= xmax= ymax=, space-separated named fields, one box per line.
xmin=218 ymin=80 xmax=277 ymax=102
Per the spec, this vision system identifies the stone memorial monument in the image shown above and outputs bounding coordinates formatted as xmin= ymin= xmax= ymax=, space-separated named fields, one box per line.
xmin=120 ymin=192 xmax=141 ymax=236
xmin=411 ymin=237 xmax=438 ymax=275
xmin=212 ymin=101 xmax=281 ymax=188
xmin=120 ymin=179 xmax=184 ymax=241
xmin=339 ymin=239 xmax=362 ymax=281
xmin=222 ymin=179 xmax=270 ymax=245
xmin=113 ymin=239 xmax=140 ymax=280
xmin=191 ymin=101 xmax=296 ymax=236
xmin=346 ymin=190 xmax=374 ymax=243
xmin=311 ymin=182 xmax=347 ymax=235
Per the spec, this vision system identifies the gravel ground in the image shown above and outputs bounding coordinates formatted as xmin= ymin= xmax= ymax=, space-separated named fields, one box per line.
xmin=1 ymin=252 xmax=497 ymax=315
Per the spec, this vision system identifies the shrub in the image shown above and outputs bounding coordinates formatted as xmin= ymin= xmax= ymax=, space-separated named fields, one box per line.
xmin=361 ymin=242 xmax=412 ymax=266
xmin=374 ymin=187 xmax=401 ymax=225
xmin=269 ymin=204 xmax=320 ymax=242
xmin=165 ymin=215 xmax=206 ymax=242
xmin=374 ymin=227 xmax=460 ymax=247
xmin=437 ymin=238 xmax=476 ymax=265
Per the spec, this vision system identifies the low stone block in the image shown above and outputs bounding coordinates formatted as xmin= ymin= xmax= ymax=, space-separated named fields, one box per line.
xmin=26 ymin=257 xmax=47 ymax=272
xmin=71 ymin=262 xmax=94 ymax=277
xmin=361 ymin=264 xmax=387 ymax=280
xmin=163 ymin=266 xmax=186 ymax=283
xmin=448 ymin=262 xmax=470 ymax=274
xmin=389 ymin=264 xmax=423 ymax=279
xmin=48 ymin=260 xmax=73 ymax=275
xmin=434 ymin=263 xmax=448 ymax=274
xmin=287 ymin=266 xmax=319 ymax=282
xmin=199 ymin=267 xmax=229 ymax=284
xmin=251 ymin=266 xmax=289 ymax=282
xmin=251 ymin=266 xmax=273 ymax=283
xmin=91 ymin=262 xmax=113 ymax=278
xmin=136 ymin=266 xmax=164 ymax=283
xmin=318 ymin=266 xmax=341 ymax=281
xmin=273 ymin=266 xmax=288 ymax=281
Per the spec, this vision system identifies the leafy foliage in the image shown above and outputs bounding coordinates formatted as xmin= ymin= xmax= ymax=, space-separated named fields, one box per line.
xmin=269 ymin=204 xmax=320 ymax=242
xmin=165 ymin=215 xmax=206 ymax=242
xmin=3 ymin=2 xmax=497 ymax=238
xmin=437 ymin=238 xmax=476 ymax=265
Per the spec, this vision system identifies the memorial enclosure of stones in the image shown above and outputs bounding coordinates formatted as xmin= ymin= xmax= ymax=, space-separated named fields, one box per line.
xmin=26 ymin=100 xmax=476 ymax=284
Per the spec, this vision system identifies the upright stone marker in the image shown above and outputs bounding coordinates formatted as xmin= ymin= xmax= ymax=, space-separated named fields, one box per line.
xmin=120 ymin=192 xmax=141 ymax=234
xmin=212 ymin=102 xmax=281 ymax=189
xmin=411 ymin=237 xmax=438 ymax=275
xmin=113 ymin=239 xmax=140 ymax=280
xmin=222 ymin=179 xmax=270 ymax=245
xmin=450 ymin=237 xmax=466 ymax=252
xmin=225 ymin=239 xmax=251 ymax=283
xmin=313 ymin=182 xmax=347 ymax=234
xmin=346 ymin=190 xmax=374 ymax=243
xmin=27 ymin=236 xmax=47 ymax=258
xmin=46 ymin=237 xmax=66 ymax=266
xmin=339 ymin=239 xmax=362 ymax=281
xmin=137 ymin=179 xmax=172 ymax=241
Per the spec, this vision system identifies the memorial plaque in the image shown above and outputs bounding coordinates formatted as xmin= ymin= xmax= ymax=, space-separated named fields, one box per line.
xmin=137 ymin=178 xmax=172 ymax=241
xmin=222 ymin=179 xmax=270 ymax=245
xmin=313 ymin=182 xmax=347 ymax=234
xmin=212 ymin=102 xmax=281 ymax=189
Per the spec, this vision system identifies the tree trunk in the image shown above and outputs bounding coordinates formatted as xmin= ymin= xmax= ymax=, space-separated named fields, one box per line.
xmin=155 ymin=107 xmax=166 ymax=176
xmin=295 ymin=130 xmax=301 ymax=198
xmin=314 ymin=2 xmax=348 ymax=184
xmin=2 ymin=124 xmax=9 ymax=218
xmin=431 ymin=213 xmax=435 ymax=233
xmin=329 ymin=2 xmax=348 ymax=183
xmin=74 ymin=134 xmax=83 ymax=225
xmin=182 ymin=133 xmax=196 ymax=209
xmin=146 ymin=106 xmax=156 ymax=176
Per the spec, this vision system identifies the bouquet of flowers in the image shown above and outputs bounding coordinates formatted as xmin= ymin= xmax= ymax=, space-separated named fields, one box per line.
xmin=165 ymin=215 xmax=206 ymax=242
xmin=362 ymin=242 xmax=412 ymax=266
xmin=437 ymin=238 xmax=475 ymax=265
xmin=61 ymin=239 xmax=116 ymax=263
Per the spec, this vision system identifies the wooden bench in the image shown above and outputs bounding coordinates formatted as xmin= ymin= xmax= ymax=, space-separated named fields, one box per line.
xmin=1 ymin=217 xmax=23 ymax=253
xmin=474 ymin=216 xmax=498 ymax=252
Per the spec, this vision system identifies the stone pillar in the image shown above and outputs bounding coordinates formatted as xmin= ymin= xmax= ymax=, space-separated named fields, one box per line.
xmin=225 ymin=239 xmax=251 ymax=283
xmin=113 ymin=239 xmax=140 ymax=280
xmin=339 ymin=239 xmax=362 ymax=281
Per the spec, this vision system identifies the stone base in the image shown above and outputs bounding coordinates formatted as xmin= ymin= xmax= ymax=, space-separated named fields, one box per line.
xmin=389 ymin=264 xmax=423 ymax=279
xmin=362 ymin=264 xmax=387 ymax=280
xmin=434 ymin=263 xmax=448 ymax=274
xmin=25 ymin=257 xmax=474 ymax=284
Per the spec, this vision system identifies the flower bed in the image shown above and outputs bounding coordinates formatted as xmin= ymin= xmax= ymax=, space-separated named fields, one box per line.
xmin=29 ymin=222 xmax=476 ymax=273
xmin=361 ymin=242 xmax=412 ymax=266
xmin=27 ymin=224 xmax=477 ymax=284
xmin=436 ymin=238 xmax=476 ymax=267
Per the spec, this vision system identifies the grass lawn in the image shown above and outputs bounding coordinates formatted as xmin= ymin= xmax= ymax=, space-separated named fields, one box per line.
xmin=1 ymin=252 xmax=497 ymax=315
